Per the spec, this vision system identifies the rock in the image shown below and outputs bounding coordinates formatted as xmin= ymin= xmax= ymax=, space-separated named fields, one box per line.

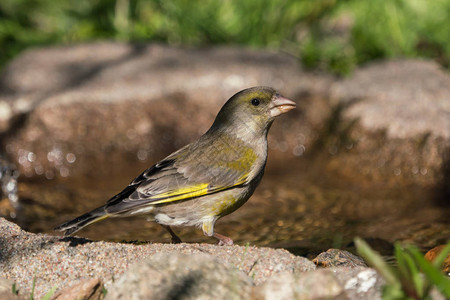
xmin=0 ymin=217 xmax=314 ymax=299
xmin=313 ymin=249 xmax=367 ymax=268
xmin=0 ymin=42 xmax=331 ymax=180
xmin=332 ymin=60 xmax=450 ymax=140
xmin=335 ymin=268 xmax=384 ymax=300
xmin=425 ymin=245 xmax=450 ymax=274
xmin=328 ymin=60 xmax=450 ymax=187
xmin=106 ymin=252 xmax=252 ymax=299
xmin=0 ymin=278 xmax=13 ymax=294
xmin=0 ymin=44 xmax=447 ymax=190
xmin=0 ymin=278 xmax=25 ymax=300
xmin=0 ymin=156 xmax=19 ymax=218
xmin=254 ymin=267 xmax=383 ymax=300
xmin=52 ymin=278 xmax=104 ymax=300
xmin=254 ymin=270 xmax=345 ymax=300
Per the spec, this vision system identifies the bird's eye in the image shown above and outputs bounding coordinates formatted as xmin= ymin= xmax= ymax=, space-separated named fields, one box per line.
xmin=251 ymin=98 xmax=260 ymax=106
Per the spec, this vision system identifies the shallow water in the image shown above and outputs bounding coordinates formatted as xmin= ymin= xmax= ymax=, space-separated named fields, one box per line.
xmin=11 ymin=154 xmax=449 ymax=257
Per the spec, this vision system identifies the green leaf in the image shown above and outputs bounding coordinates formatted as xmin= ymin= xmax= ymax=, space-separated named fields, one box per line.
xmin=382 ymin=284 xmax=407 ymax=300
xmin=11 ymin=283 xmax=18 ymax=295
xmin=41 ymin=286 xmax=57 ymax=300
xmin=29 ymin=277 xmax=36 ymax=300
xmin=102 ymin=286 xmax=108 ymax=297
xmin=395 ymin=244 xmax=424 ymax=298
xmin=395 ymin=244 xmax=411 ymax=280
xmin=355 ymin=237 xmax=400 ymax=287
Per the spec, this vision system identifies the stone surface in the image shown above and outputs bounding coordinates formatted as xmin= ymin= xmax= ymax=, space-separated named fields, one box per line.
xmin=313 ymin=248 xmax=367 ymax=268
xmin=0 ymin=42 xmax=331 ymax=180
xmin=106 ymin=252 xmax=252 ymax=300
xmin=0 ymin=44 xmax=447 ymax=189
xmin=0 ymin=217 xmax=314 ymax=299
xmin=335 ymin=267 xmax=384 ymax=300
xmin=327 ymin=60 xmax=450 ymax=187
xmin=52 ymin=278 xmax=104 ymax=300
xmin=0 ymin=277 xmax=24 ymax=300
xmin=254 ymin=267 xmax=383 ymax=300
xmin=331 ymin=60 xmax=450 ymax=140
xmin=425 ymin=245 xmax=450 ymax=274
xmin=255 ymin=270 xmax=346 ymax=300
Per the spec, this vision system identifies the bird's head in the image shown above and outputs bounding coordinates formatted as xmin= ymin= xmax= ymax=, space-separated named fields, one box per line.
xmin=209 ymin=86 xmax=296 ymax=137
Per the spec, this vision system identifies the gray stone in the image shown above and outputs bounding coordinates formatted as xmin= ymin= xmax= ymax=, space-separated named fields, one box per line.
xmin=1 ymin=44 xmax=448 ymax=192
xmin=254 ymin=267 xmax=383 ymax=300
xmin=0 ymin=277 xmax=24 ymax=300
xmin=0 ymin=217 xmax=314 ymax=299
xmin=335 ymin=267 xmax=384 ymax=300
xmin=0 ymin=43 xmax=331 ymax=180
xmin=325 ymin=60 xmax=450 ymax=187
xmin=254 ymin=269 xmax=346 ymax=300
xmin=331 ymin=60 xmax=450 ymax=140
xmin=0 ymin=278 xmax=13 ymax=294
xmin=0 ymin=43 xmax=448 ymax=190
xmin=106 ymin=252 xmax=253 ymax=300
xmin=52 ymin=278 xmax=104 ymax=300
xmin=313 ymin=249 xmax=367 ymax=268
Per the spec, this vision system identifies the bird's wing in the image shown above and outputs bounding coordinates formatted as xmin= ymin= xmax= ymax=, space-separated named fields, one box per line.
xmin=105 ymin=136 xmax=259 ymax=214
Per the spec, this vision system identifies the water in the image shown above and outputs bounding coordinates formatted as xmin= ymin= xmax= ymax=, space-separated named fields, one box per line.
xmin=0 ymin=157 xmax=19 ymax=218
xmin=12 ymin=155 xmax=449 ymax=257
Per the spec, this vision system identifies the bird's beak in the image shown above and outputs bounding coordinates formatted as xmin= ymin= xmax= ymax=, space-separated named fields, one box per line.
xmin=269 ymin=94 xmax=296 ymax=117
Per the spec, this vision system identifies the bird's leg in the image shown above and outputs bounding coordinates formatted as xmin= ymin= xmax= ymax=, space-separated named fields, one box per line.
xmin=213 ymin=233 xmax=234 ymax=246
xmin=161 ymin=225 xmax=182 ymax=244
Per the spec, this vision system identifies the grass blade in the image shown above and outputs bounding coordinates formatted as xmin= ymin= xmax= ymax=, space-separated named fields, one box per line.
xmin=355 ymin=237 xmax=400 ymax=287
xmin=395 ymin=244 xmax=424 ymax=298
xmin=29 ymin=277 xmax=36 ymax=300
xmin=41 ymin=286 xmax=57 ymax=300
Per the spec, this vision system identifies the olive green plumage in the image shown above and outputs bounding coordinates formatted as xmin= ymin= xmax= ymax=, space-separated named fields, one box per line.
xmin=55 ymin=86 xmax=296 ymax=245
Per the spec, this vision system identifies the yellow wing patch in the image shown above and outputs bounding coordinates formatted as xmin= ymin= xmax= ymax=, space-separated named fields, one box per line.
xmin=148 ymin=178 xmax=248 ymax=205
xmin=149 ymin=183 xmax=210 ymax=205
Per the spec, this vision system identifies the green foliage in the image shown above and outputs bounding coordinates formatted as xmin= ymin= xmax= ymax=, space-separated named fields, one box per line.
xmin=41 ymin=286 xmax=57 ymax=300
xmin=355 ymin=238 xmax=450 ymax=300
xmin=0 ymin=0 xmax=449 ymax=74
xmin=102 ymin=286 xmax=108 ymax=297
xmin=11 ymin=282 xmax=18 ymax=295
xmin=29 ymin=277 xmax=36 ymax=300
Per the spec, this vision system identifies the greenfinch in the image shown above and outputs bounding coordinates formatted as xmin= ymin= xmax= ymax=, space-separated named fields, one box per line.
xmin=55 ymin=86 xmax=296 ymax=245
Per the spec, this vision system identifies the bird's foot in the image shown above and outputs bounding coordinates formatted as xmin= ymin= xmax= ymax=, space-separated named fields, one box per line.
xmin=171 ymin=236 xmax=182 ymax=244
xmin=161 ymin=225 xmax=183 ymax=244
xmin=214 ymin=233 xmax=234 ymax=246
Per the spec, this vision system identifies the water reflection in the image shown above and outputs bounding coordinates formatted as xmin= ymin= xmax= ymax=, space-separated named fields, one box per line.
xmin=0 ymin=156 xmax=19 ymax=218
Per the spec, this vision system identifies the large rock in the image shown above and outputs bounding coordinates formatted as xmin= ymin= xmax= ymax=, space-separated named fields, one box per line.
xmin=312 ymin=248 xmax=367 ymax=268
xmin=254 ymin=267 xmax=384 ymax=300
xmin=0 ymin=217 xmax=314 ymax=298
xmin=328 ymin=60 xmax=450 ymax=187
xmin=0 ymin=44 xmax=447 ymax=189
xmin=0 ymin=218 xmax=419 ymax=300
xmin=0 ymin=42 xmax=331 ymax=180
xmin=52 ymin=278 xmax=104 ymax=300
xmin=0 ymin=277 xmax=25 ymax=300
xmin=106 ymin=253 xmax=252 ymax=300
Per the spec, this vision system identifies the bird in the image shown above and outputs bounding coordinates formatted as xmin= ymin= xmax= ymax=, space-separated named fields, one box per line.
xmin=55 ymin=86 xmax=296 ymax=245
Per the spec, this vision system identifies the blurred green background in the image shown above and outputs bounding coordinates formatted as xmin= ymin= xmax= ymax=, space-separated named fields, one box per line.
xmin=0 ymin=0 xmax=449 ymax=75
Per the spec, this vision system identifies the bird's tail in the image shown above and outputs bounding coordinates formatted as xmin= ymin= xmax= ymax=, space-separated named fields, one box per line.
xmin=54 ymin=206 xmax=110 ymax=236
